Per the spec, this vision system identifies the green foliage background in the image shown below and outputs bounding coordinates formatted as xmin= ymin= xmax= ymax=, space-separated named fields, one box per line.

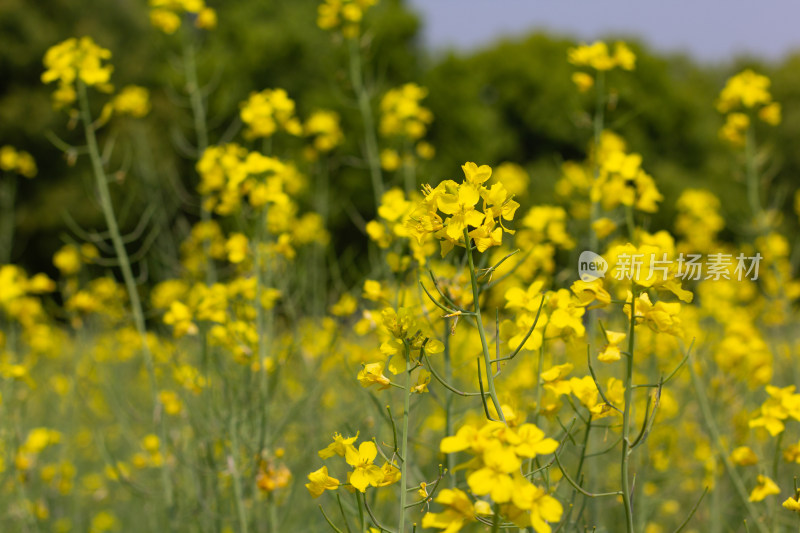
xmin=3 ymin=0 xmax=800 ymax=278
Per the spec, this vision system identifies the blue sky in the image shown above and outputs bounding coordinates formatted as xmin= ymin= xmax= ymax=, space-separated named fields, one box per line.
xmin=406 ymin=0 xmax=800 ymax=62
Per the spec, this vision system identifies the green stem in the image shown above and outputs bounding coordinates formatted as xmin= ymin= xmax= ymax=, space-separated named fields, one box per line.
xmin=347 ymin=37 xmax=384 ymax=210
xmin=182 ymin=34 xmax=216 ymax=285
xmin=182 ymin=37 xmax=209 ymax=153
xmin=443 ymin=318 xmax=455 ymax=486
xmin=77 ymin=81 xmax=174 ymax=516
xmin=398 ymin=342 xmax=412 ymax=532
xmin=745 ymin=124 xmax=760 ymax=224
xmin=587 ymin=70 xmax=606 ymax=256
xmin=620 ymin=290 xmax=636 ymax=533
xmin=464 ymin=229 xmax=505 ymax=423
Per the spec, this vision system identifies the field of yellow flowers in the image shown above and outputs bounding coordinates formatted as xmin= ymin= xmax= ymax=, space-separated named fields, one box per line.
xmin=2 ymin=1 xmax=800 ymax=532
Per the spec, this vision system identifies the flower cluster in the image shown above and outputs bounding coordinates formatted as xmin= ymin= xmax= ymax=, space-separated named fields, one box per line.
xmin=196 ymin=144 xmax=296 ymax=214
xmin=748 ymin=385 xmax=800 ymax=436
xmin=317 ymin=0 xmax=377 ymax=39
xmin=307 ymin=433 xmax=400 ymax=495
xmin=379 ymin=83 xmax=433 ymax=140
xmin=97 ymin=85 xmax=151 ymax=125
xmin=41 ymin=36 xmax=113 ymax=108
xmin=430 ymin=420 xmax=562 ymax=532
xmin=717 ymin=70 xmax=780 ymax=146
xmin=379 ymin=83 xmax=435 ymax=170
xmin=303 ymin=109 xmax=344 ymax=158
xmin=148 ymin=0 xmax=217 ymax=34
xmin=568 ymin=40 xmax=635 ymax=92
xmin=240 ymin=88 xmax=302 ymax=139
xmin=592 ymin=144 xmax=663 ymax=214
xmin=674 ymin=189 xmax=725 ymax=253
xmin=0 ymin=146 xmax=37 ymax=178
xmin=408 ymin=162 xmax=520 ymax=256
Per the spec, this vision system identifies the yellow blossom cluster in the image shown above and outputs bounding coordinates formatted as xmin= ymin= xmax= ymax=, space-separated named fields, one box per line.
xmin=196 ymin=143 xmax=296 ymax=214
xmin=317 ymin=0 xmax=377 ymax=38
xmin=431 ymin=420 xmax=562 ymax=532
xmin=749 ymin=385 xmax=800 ymax=436
xmin=408 ymin=162 xmax=520 ymax=256
xmin=240 ymin=88 xmax=302 ymax=139
xmin=307 ymin=433 xmax=399 ymax=495
xmin=15 ymin=428 xmax=62 ymax=471
xmin=303 ymin=109 xmax=344 ymax=158
xmin=593 ymin=146 xmax=663 ymax=214
xmin=568 ymin=41 xmax=635 ymax=92
xmin=379 ymin=83 xmax=433 ymax=140
xmin=149 ymin=0 xmax=217 ymax=34
xmin=98 ymin=85 xmax=151 ymax=125
xmin=366 ymin=188 xmax=436 ymax=265
xmin=379 ymin=83 xmax=436 ymax=170
xmin=674 ymin=189 xmax=725 ymax=253
xmin=41 ymin=36 xmax=113 ymax=108
xmin=717 ymin=70 xmax=781 ymax=146
xmin=0 ymin=146 xmax=37 ymax=178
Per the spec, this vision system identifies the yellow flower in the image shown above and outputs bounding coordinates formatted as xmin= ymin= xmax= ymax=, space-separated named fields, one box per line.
xmin=158 ymin=390 xmax=183 ymax=416
xmin=511 ymin=478 xmax=564 ymax=533
xmin=380 ymin=148 xmax=401 ymax=171
xmin=461 ymin=161 xmax=492 ymax=186
xmin=111 ymin=85 xmax=150 ymax=117
xmin=357 ymin=362 xmax=391 ymax=390
xmin=150 ymin=9 xmax=181 ymax=33
xmin=624 ymin=292 xmax=683 ymax=338
xmin=0 ymin=146 xmax=37 ymax=178
xmin=568 ymin=41 xmax=635 ymax=71
xmin=330 ymin=293 xmax=358 ymax=316
xmin=514 ymin=424 xmax=559 ymax=458
xmin=758 ymin=102 xmax=781 ymax=125
xmin=305 ymin=466 xmax=340 ymax=498
xmin=719 ymin=112 xmax=750 ymax=147
xmin=717 ymin=69 xmax=773 ymax=113
xmin=148 ymin=0 xmax=215 ymax=34
xmin=345 ymin=441 xmax=384 ymax=492
xmin=376 ymin=462 xmax=401 ymax=486
xmin=317 ymin=0 xmax=377 ymax=38
xmin=783 ymin=495 xmax=800 ymax=512
xmin=225 ymin=233 xmax=249 ymax=264
xmin=240 ymin=88 xmax=302 ymax=139
xmin=380 ymin=83 xmax=433 ymax=140
xmin=597 ymin=330 xmax=626 ymax=363
xmin=422 ymin=488 xmax=491 ymax=532
xmin=412 ymin=368 xmax=431 ymax=394
xmin=195 ymin=7 xmax=217 ymax=29
xmin=467 ymin=441 xmax=520 ymax=503
xmin=438 ymin=184 xmax=484 ymax=241
xmin=304 ymin=110 xmax=344 ymax=154
xmin=730 ymin=446 xmax=758 ymax=466
xmin=570 ymin=278 xmax=611 ymax=307
xmin=571 ymin=72 xmax=594 ymax=92
xmin=318 ymin=432 xmax=359 ymax=459
xmin=749 ymin=475 xmax=780 ymax=502
xmin=53 ymin=244 xmax=82 ymax=276
xmin=591 ymin=217 xmax=617 ymax=239
xmin=41 ymin=37 xmax=113 ymax=108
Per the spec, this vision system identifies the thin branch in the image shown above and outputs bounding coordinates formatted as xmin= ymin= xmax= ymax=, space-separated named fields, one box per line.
xmin=672 ymin=487 xmax=708 ymax=533
xmin=491 ymin=294 xmax=545 ymax=363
